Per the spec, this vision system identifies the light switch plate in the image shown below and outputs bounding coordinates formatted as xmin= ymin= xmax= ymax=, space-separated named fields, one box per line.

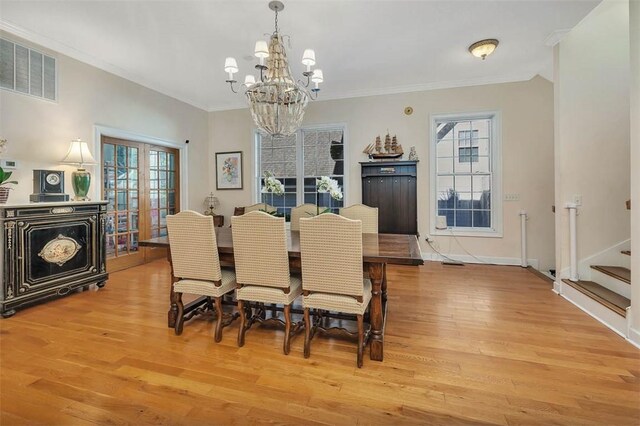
xmin=504 ymin=193 xmax=520 ymax=201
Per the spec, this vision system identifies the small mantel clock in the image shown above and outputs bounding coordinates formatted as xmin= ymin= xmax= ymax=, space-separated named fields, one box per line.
xmin=30 ymin=169 xmax=70 ymax=202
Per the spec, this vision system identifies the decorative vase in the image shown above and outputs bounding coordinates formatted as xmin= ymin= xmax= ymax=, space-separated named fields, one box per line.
xmin=71 ymin=168 xmax=91 ymax=201
xmin=0 ymin=187 xmax=10 ymax=204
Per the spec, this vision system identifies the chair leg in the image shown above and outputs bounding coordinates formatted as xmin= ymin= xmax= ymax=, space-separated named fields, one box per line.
xmin=303 ymin=307 xmax=311 ymax=359
xmin=174 ymin=292 xmax=184 ymax=335
xmin=283 ymin=304 xmax=292 ymax=355
xmin=357 ymin=314 xmax=364 ymax=368
xmin=214 ymin=296 xmax=224 ymax=343
xmin=237 ymin=299 xmax=247 ymax=347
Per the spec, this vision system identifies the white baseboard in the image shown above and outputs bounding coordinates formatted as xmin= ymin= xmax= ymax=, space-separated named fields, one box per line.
xmin=628 ymin=327 xmax=640 ymax=349
xmin=423 ymin=253 xmax=539 ymax=270
xmin=556 ymin=281 xmax=628 ymax=339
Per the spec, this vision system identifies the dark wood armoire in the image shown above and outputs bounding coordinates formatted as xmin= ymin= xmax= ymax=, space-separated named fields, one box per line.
xmin=361 ymin=160 xmax=418 ymax=235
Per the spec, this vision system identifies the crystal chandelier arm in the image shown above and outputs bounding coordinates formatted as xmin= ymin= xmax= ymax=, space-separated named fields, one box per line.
xmin=255 ymin=64 xmax=268 ymax=82
xmin=226 ymin=79 xmax=239 ymax=94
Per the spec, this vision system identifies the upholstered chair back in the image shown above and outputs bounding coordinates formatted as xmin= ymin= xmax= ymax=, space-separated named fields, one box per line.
xmin=244 ymin=203 xmax=277 ymax=214
xmin=299 ymin=213 xmax=364 ymax=297
xmin=339 ymin=204 xmax=378 ymax=234
xmin=290 ymin=204 xmax=317 ymax=231
xmin=231 ymin=211 xmax=290 ymax=288
xmin=166 ymin=210 xmax=222 ymax=282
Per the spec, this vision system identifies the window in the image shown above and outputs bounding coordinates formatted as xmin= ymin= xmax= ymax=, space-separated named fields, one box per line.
xmin=431 ymin=112 xmax=501 ymax=236
xmin=458 ymin=130 xmax=479 ymax=163
xmin=255 ymin=126 xmax=346 ymax=219
xmin=0 ymin=37 xmax=56 ymax=101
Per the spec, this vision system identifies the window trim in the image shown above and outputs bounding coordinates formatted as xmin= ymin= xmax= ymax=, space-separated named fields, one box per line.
xmin=429 ymin=111 xmax=503 ymax=238
xmin=252 ymin=123 xmax=349 ymax=211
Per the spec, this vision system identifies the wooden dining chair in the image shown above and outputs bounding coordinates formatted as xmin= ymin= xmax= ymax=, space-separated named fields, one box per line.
xmin=231 ymin=211 xmax=302 ymax=355
xmin=244 ymin=203 xmax=277 ymax=214
xmin=299 ymin=214 xmax=371 ymax=368
xmin=339 ymin=204 xmax=378 ymax=233
xmin=166 ymin=210 xmax=238 ymax=342
xmin=290 ymin=204 xmax=317 ymax=231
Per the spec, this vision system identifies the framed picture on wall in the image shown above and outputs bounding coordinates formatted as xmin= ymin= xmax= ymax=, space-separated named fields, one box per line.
xmin=215 ymin=151 xmax=243 ymax=190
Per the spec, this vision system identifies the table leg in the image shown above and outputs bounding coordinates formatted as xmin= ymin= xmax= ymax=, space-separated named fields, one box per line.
xmin=382 ymin=263 xmax=388 ymax=302
xmin=367 ymin=262 xmax=384 ymax=361
xmin=167 ymin=248 xmax=178 ymax=328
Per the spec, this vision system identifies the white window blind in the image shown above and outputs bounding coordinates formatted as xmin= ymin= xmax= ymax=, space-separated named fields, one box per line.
xmin=255 ymin=126 xmax=346 ymax=219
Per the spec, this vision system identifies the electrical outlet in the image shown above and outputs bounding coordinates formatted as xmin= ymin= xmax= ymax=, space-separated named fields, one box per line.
xmin=573 ymin=194 xmax=582 ymax=206
xmin=504 ymin=193 xmax=520 ymax=201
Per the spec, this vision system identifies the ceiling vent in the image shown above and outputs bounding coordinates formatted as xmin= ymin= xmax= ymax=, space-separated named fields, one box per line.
xmin=0 ymin=37 xmax=56 ymax=101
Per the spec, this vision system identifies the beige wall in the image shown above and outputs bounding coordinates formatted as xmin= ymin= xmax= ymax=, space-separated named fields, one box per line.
xmin=630 ymin=0 xmax=640 ymax=333
xmin=210 ymin=77 xmax=556 ymax=272
xmin=554 ymin=0 xmax=631 ymax=278
xmin=0 ymin=31 xmax=210 ymax=209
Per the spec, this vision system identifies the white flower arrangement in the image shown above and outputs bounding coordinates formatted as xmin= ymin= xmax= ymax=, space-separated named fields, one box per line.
xmin=261 ymin=171 xmax=285 ymax=196
xmin=316 ymin=176 xmax=343 ymax=201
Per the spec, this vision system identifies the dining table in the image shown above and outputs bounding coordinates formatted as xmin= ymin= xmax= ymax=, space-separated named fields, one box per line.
xmin=139 ymin=227 xmax=423 ymax=362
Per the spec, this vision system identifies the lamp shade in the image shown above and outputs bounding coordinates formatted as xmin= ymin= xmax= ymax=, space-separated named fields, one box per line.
xmin=301 ymin=49 xmax=316 ymax=66
xmin=311 ymin=69 xmax=324 ymax=83
xmin=254 ymin=41 xmax=269 ymax=58
xmin=61 ymin=139 xmax=97 ymax=166
xmin=244 ymin=75 xmax=256 ymax=86
xmin=224 ymin=57 xmax=238 ymax=73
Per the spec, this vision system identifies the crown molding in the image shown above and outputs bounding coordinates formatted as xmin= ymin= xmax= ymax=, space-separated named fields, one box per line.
xmin=1 ymin=19 xmax=538 ymax=114
xmin=545 ymin=29 xmax=571 ymax=46
xmin=0 ymin=20 xmax=210 ymax=112
xmin=207 ymin=72 xmax=537 ymax=112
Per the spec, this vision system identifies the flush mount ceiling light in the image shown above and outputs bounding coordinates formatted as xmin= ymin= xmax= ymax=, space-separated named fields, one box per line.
xmin=224 ymin=1 xmax=323 ymax=137
xmin=468 ymin=39 xmax=499 ymax=60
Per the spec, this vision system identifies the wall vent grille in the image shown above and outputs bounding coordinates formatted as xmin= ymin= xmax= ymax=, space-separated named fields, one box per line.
xmin=0 ymin=37 xmax=56 ymax=101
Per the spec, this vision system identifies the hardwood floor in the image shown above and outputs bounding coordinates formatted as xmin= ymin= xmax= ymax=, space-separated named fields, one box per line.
xmin=1 ymin=260 xmax=639 ymax=425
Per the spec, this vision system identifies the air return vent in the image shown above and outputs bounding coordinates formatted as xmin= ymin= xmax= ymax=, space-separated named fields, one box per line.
xmin=0 ymin=37 xmax=56 ymax=101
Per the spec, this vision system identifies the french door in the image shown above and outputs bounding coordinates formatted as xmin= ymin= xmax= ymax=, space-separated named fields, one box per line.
xmin=101 ymin=136 xmax=180 ymax=272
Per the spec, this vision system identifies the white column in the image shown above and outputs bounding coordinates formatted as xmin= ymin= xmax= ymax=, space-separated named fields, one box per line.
xmin=566 ymin=203 xmax=579 ymax=281
xmin=519 ymin=210 xmax=528 ymax=268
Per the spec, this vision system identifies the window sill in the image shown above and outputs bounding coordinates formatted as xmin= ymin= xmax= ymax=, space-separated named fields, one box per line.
xmin=430 ymin=228 xmax=503 ymax=238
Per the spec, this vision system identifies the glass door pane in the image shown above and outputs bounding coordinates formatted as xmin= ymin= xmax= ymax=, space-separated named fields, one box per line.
xmin=102 ymin=142 xmax=140 ymax=258
xmin=149 ymin=149 xmax=177 ymax=238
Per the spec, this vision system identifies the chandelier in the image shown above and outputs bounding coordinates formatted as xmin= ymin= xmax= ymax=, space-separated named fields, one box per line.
xmin=223 ymin=1 xmax=323 ymax=137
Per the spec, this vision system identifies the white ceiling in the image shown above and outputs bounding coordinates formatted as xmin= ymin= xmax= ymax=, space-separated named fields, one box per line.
xmin=0 ymin=0 xmax=599 ymax=112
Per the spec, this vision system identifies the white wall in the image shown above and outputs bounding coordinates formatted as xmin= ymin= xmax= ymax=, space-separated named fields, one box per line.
xmin=209 ymin=77 xmax=556 ymax=272
xmin=629 ymin=0 xmax=640 ymax=340
xmin=0 ymin=30 xmax=209 ymax=209
xmin=554 ymin=0 xmax=631 ymax=279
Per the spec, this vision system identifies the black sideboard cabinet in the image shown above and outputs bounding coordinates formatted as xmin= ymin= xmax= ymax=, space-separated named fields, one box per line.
xmin=361 ymin=160 xmax=418 ymax=235
xmin=1 ymin=201 xmax=109 ymax=317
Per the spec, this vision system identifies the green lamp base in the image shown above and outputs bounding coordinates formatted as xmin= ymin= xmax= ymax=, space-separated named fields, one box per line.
xmin=71 ymin=168 xmax=92 ymax=201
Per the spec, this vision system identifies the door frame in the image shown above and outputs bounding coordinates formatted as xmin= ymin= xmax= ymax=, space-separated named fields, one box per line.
xmin=93 ymin=125 xmax=189 ymax=210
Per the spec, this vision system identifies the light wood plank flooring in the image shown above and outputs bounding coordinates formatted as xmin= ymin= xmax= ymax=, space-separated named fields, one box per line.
xmin=1 ymin=260 xmax=639 ymax=425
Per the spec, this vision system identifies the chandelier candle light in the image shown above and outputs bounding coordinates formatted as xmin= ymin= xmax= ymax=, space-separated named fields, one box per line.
xmin=224 ymin=1 xmax=324 ymax=137
xmin=61 ymin=138 xmax=97 ymax=201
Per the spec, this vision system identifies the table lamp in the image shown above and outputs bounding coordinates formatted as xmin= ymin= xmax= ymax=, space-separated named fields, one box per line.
xmin=61 ymin=138 xmax=97 ymax=201
xmin=203 ymin=192 xmax=219 ymax=216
